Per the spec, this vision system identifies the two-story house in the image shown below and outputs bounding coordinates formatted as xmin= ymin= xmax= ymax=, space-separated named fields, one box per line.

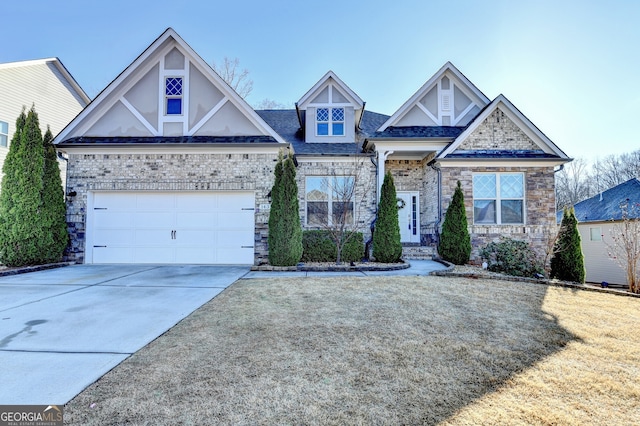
xmin=0 ymin=58 xmax=90 ymax=185
xmin=54 ymin=28 xmax=571 ymax=265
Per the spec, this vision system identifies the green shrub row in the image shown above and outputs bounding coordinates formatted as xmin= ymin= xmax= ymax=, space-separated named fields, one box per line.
xmin=301 ymin=230 xmax=364 ymax=263
xmin=480 ymin=237 xmax=544 ymax=277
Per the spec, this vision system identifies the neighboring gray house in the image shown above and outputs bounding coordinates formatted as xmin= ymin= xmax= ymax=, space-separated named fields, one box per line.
xmin=0 ymin=58 xmax=90 ymax=185
xmin=54 ymin=28 xmax=571 ymax=265
xmin=568 ymin=178 xmax=640 ymax=285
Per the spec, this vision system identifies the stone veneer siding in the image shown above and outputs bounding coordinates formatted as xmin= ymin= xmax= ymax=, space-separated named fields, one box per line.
xmin=64 ymin=152 xmax=279 ymax=264
xmin=458 ymin=109 xmax=539 ymax=151
xmin=440 ymin=165 xmax=557 ymax=263
xmin=296 ymin=157 xmax=377 ymax=243
xmin=385 ymin=155 xmax=439 ymax=244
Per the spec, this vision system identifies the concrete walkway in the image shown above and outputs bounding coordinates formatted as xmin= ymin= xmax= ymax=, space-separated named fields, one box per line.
xmin=0 ymin=264 xmax=248 ymax=405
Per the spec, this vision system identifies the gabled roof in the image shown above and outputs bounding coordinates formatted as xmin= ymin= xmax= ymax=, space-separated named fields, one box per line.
xmin=568 ymin=178 xmax=640 ymax=223
xmin=438 ymin=94 xmax=570 ymax=160
xmin=54 ymin=28 xmax=284 ymax=145
xmin=378 ymin=62 xmax=489 ymax=131
xmin=297 ymin=70 xmax=364 ymax=109
xmin=0 ymin=57 xmax=90 ymax=105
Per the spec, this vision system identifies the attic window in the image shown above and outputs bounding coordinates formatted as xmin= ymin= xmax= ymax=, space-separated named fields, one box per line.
xmin=165 ymin=77 xmax=183 ymax=115
xmin=316 ymin=107 xmax=344 ymax=136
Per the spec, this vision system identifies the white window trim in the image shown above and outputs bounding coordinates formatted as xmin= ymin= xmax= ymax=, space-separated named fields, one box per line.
xmin=305 ymin=176 xmax=355 ymax=226
xmin=164 ymin=75 xmax=184 ymax=116
xmin=472 ymin=172 xmax=526 ymax=225
xmin=315 ymin=107 xmax=345 ymax=137
xmin=0 ymin=120 xmax=8 ymax=148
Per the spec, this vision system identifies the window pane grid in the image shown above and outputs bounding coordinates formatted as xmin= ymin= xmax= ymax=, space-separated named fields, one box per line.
xmin=306 ymin=176 xmax=354 ymax=225
xmin=316 ymin=107 xmax=344 ymax=136
xmin=473 ymin=173 xmax=524 ymax=224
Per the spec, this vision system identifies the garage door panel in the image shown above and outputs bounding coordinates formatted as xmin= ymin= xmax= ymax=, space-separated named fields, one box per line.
xmin=135 ymin=229 xmax=172 ymax=245
xmin=133 ymin=247 xmax=174 ymax=264
xmin=93 ymin=229 xmax=134 ymax=246
xmin=175 ymin=247 xmax=216 ymax=264
xmin=137 ymin=193 xmax=175 ymax=210
xmin=176 ymin=212 xmax=215 ymax=228
xmin=89 ymin=191 xmax=254 ymax=265
xmin=134 ymin=211 xmax=174 ymax=228
xmin=177 ymin=193 xmax=218 ymax=209
xmin=95 ymin=211 xmax=133 ymax=228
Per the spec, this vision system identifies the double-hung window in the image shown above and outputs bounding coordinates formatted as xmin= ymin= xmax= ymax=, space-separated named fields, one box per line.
xmin=165 ymin=77 xmax=183 ymax=115
xmin=316 ymin=107 xmax=345 ymax=136
xmin=306 ymin=176 xmax=354 ymax=225
xmin=0 ymin=121 xmax=8 ymax=147
xmin=473 ymin=173 xmax=524 ymax=224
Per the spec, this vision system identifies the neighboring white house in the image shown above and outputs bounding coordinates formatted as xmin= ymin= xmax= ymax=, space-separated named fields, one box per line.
xmin=0 ymin=58 xmax=90 ymax=184
xmin=569 ymin=178 xmax=640 ymax=285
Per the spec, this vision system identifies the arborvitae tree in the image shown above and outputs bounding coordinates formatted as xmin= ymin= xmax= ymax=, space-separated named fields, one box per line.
xmin=373 ymin=172 xmax=402 ymax=263
xmin=0 ymin=106 xmax=46 ymax=266
xmin=39 ymin=127 xmax=68 ymax=263
xmin=550 ymin=207 xmax=585 ymax=283
xmin=438 ymin=181 xmax=471 ymax=265
xmin=268 ymin=151 xmax=302 ymax=266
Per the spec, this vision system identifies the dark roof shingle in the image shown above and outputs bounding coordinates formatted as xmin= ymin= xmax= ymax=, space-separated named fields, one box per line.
xmin=559 ymin=178 xmax=640 ymax=223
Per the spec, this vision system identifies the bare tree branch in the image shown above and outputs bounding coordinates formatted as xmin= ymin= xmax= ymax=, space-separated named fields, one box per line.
xmin=211 ymin=57 xmax=253 ymax=99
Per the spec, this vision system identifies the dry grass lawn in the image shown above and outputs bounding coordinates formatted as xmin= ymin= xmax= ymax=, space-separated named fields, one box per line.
xmin=65 ymin=276 xmax=640 ymax=425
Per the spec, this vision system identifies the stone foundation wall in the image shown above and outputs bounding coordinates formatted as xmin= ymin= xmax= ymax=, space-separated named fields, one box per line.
xmin=64 ymin=151 xmax=279 ymax=264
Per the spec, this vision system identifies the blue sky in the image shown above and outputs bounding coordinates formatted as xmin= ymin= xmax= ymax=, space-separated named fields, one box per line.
xmin=2 ymin=1 xmax=639 ymax=162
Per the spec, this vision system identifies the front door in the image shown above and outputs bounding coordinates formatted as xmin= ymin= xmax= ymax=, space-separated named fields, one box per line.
xmin=397 ymin=191 xmax=420 ymax=243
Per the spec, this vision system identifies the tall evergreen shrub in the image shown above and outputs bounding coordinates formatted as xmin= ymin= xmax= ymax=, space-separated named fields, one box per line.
xmin=373 ymin=172 xmax=402 ymax=263
xmin=268 ymin=151 xmax=303 ymax=266
xmin=438 ymin=181 xmax=471 ymax=265
xmin=39 ymin=127 xmax=69 ymax=262
xmin=550 ymin=207 xmax=585 ymax=283
xmin=0 ymin=106 xmax=46 ymax=266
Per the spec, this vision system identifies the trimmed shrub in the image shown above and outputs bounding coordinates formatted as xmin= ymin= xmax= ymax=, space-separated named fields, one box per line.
xmin=438 ymin=181 xmax=471 ymax=265
xmin=0 ymin=106 xmax=46 ymax=266
xmin=302 ymin=230 xmax=364 ymax=263
xmin=480 ymin=237 xmax=544 ymax=277
xmin=268 ymin=152 xmax=303 ymax=266
xmin=373 ymin=172 xmax=402 ymax=263
xmin=550 ymin=207 xmax=585 ymax=283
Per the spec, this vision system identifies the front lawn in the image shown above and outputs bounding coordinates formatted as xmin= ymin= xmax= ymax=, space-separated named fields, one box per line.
xmin=65 ymin=276 xmax=640 ymax=425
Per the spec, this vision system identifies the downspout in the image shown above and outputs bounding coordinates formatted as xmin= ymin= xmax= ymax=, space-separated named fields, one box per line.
xmin=429 ymin=160 xmax=442 ymax=248
xmin=363 ymin=152 xmax=378 ymax=261
xmin=553 ymin=163 xmax=565 ymax=212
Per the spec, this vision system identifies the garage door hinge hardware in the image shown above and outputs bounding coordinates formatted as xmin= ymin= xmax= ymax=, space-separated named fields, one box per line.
xmin=241 ymin=246 xmax=254 ymax=248
xmin=171 ymin=230 xmax=176 ymax=239
xmin=94 ymin=245 xmax=107 ymax=248
xmin=94 ymin=207 xmax=107 ymax=210
xmin=241 ymin=208 xmax=255 ymax=211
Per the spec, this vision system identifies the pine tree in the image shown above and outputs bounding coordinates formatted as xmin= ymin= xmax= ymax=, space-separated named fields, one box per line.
xmin=39 ymin=127 xmax=68 ymax=263
xmin=550 ymin=207 xmax=585 ymax=283
xmin=438 ymin=181 xmax=471 ymax=265
xmin=373 ymin=172 xmax=402 ymax=263
xmin=0 ymin=106 xmax=46 ymax=266
xmin=268 ymin=151 xmax=302 ymax=266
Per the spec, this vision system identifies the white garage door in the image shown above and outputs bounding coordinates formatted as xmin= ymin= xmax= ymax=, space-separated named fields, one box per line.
xmin=87 ymin=191 xmax=255 ymax=264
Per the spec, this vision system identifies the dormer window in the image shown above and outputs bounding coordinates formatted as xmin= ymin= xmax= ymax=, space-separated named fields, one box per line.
xmin=165 ymin=77 xmax=183 ymax=115
xmin=316 ymin=107 xmax=345 ymax=136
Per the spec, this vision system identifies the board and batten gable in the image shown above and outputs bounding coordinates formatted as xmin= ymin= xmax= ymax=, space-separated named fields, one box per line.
xmin=56 ymin=29 xmax=287 ymax=265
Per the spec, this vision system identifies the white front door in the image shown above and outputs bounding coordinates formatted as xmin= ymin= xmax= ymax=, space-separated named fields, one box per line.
xmin=397 ymin=191 xmax=420 ymax=243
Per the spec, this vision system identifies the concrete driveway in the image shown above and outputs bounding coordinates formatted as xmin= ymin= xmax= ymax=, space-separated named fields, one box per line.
xmin=0 ymin=264 xmax=249 ymax=405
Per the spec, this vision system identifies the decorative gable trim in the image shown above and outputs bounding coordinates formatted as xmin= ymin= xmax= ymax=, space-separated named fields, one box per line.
xmin=438 ymin=94 xmax=570 ymax=160
xmin=297 ymin=71 xmax=364 ymax=109
xmin=54 ymin=28 xmax=285 ymax=144
xmin=378 ymin=62 xmax=489 ymax=131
